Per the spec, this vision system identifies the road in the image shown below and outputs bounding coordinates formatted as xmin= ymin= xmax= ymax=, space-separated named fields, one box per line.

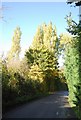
xmin=3 ymin=91 xmax=78 ymax=119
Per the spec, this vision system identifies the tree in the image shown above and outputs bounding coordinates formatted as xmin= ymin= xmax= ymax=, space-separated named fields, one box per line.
xmin=67 ymin=0 xmax=81 ymax=6
xmin=19 ymin=57 xmax=29 ymax=80
xmin=25 ymin=22 xmax=60 ymax=92
xmin=28 ymin=64 xmax=44 ymax=83
xmin=31 ymin=26 xmax=44 ymax=49
xmin=43 ymin=22 xmax=52 ymax=50
xmin=31 ymin=22 xmax=59 ymax=55
xmin=64 ymin=13 xmax=81 ymax=119
xmin=7 ymin=26 xmax=22 ymax=61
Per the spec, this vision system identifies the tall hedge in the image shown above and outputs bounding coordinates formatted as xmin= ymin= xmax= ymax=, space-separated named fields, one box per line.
xmin=64 ymin=14 xmax=81 ymax=119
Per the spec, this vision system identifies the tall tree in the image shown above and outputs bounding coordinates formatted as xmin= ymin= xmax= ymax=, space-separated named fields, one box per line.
xmin=7 ymin=27 xmax=22 ymax=61
xmin=31 ymin=26 xmax=44 ymax=49
xmin=25 ymin=22 xmax=60 ymax=92
xmin=32 ymin=22 xmax=59 ymax=54
xmin=43 ymin=22 xmax=52 ymax=50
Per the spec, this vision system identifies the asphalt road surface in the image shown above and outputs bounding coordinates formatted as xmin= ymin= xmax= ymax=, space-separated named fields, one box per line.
xmin=3 ymin=91 xmax=78 ymax=119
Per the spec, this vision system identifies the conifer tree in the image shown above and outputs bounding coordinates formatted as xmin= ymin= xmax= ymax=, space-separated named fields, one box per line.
xmin=64 ymin=14 xmax=81 ymax=117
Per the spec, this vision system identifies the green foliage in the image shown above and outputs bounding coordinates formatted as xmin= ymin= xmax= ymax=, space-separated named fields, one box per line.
xmin=64 ymin=40 xmax=79 ymax=103
xmin=64 ymin=14 xmax=81 ymax=119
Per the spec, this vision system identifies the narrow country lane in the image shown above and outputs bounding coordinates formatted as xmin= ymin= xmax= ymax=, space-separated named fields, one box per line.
xmin=3 ymin=91 xmax=78 ymax=119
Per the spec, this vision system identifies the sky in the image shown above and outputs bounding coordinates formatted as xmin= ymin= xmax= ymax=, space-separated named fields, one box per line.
xmin=0 ymin=2 xmax=79 ymax=65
